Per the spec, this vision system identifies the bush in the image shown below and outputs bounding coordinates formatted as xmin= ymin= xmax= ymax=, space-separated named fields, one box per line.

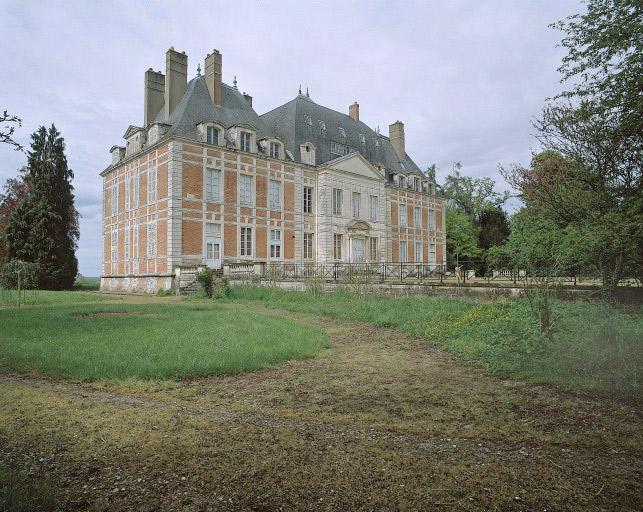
xmin=157 ymin=288 xmax=176 ymax=297
xmin=196 ymin=268 xmax=214 ymax=298
xmin=0 ymin=260 xmax=39 ymax=290
xmin=212 ymin=276 xmax=230 ymax=299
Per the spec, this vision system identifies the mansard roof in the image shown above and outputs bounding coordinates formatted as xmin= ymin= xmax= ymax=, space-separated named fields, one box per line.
xmin=259 ymin=94 xmax=422 ymax=175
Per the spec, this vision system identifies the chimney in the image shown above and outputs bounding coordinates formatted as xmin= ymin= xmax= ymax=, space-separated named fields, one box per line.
xmin=389 ymin=121 xmax=405 ymax=160
xmin=164 ymin=47 xmax=188 ymax=119
xmin=349 ymin=102 xmax=359 ymax=122
xmin=205 ymin=49 xmax=222 ymax=106
xmin=144 ymin=68 xmax=165 ymax=127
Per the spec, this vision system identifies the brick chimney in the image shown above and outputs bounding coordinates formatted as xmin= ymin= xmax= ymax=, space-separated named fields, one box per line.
xmin=205 ymin=49 xmax=222 ymax=106
xmin=164 ymin=47 xmax=188 ymax=119
xmin=144 ymin=68 xmax=165 ymax=127
xmin=349 ymin=102 xmax=359 ymax=122
xmin=389 ymin=121 xmax=405 ymax=160
xmin=243 ymin=92 xmax=253 ymax=107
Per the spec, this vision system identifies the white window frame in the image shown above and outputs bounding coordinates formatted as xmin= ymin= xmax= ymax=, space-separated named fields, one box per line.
xmin=399 ymin=241 xmax=408 ymax=262
xmin=333 ymin=233 xmax=343 ymax=260
xmin=369 ymin=195 xmax=378 ymax=222
xmin=428 ymin=208 xmax=436 ymax=230
xmin=240 ymin=226 xmax=252 ymax=257
xmin=399 ymin=203 xmax=407 ymax=227
xmin=429 ymin=243 xmax=437 ymax=267
xmin=303 ymin=186 xmax=313 ymax=214
xmin=352 ymin=191 xmax=361 ymax=219
xmin=133 ymin=173 xmax=139 ymax=209
xmin=133 ymin=223 xmax=139 ymax=260
xmin=303 ymin=232 xmax=314 ymax=260
xmin=205 ymin=167 xmax=221 ymax=202
xmin=111 ymin=182 xmax=118 ymax=216
xmin=269 ymin=141 xmax=281 ymax=159
xmin=148 ymin=161 xmax=157 ymax=203
xmin=415 ymin=241 xmax=423 ymax=263
xmin=239 ymin=174 xmax=253 ymax=207
xmin=147 ymin=221 xmax=157 ymax=258
xmin=124 ymin=174 xmax=131 ymax=212
xmin=369 ymin=237 xmax=378 ymax=261
xmin=124 ymin=225 xmax=130 ymax=261
xmin=269 ymin=229 xmax=282 ymax=259
xmin=332 ymin=188 xmax=343 ymax=216
xmin=240 ymin=131 xmax=252 ymax=152
xmin=269 ymin=179 xmax=282 ymax=210
xmin=111 ymin=230 xmax=118 ymax=261
xmin=414 ymin=206 xmax=422 ymax=227
xmin=207 ymin=125 xmax=220 ymax=145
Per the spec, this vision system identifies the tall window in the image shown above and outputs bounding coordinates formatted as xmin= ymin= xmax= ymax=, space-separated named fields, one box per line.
xmin=369 ymin=237 xmax=378 ymax=261
xmin=269 ymin=229 xmax=282 ymax=258
xmin=124 ymin=227 xmax=130 ymax=261
xmin=207 ymin=126 xmax=219 ymax=145
xmin=415 ymin=241 xmax=422 ymax=262
xmin=111 ymin=230 xmax=118 ymax=261
xmin=352 ymin=192 xmax=361 ymax=218
xmin=269 ymin=141 xmax=280 ymax=159
xmin=124 ymin=175 xmax=131 ymax=211
xmin=240 ymin=131 xmax=251 ymax=152
xmin=205 ymin=168 xmax=221 ymax=202
xmin=111 ymin=183 xmax=118 ymax=215
xmin=429 ymin=243 xmax=437 ymax=267
xmin=133 ymin=224 xmax=139 ymax=264
xmin=240 ymin=227 xmax=252 ymax=256
xmin=399 ymin=203 xmax=407 ymax=227
xmin=414 ymin=206 xmax=422 ymax=227
xmin=239 ymin=174 xmax=253 ymax=206
xmin=303 ymin=232 xmax=314 ymax=259
xmin=147 ymin=222 xmax=157 ymax=257
xmin=369 ymin=195 xmax=378 ymax=222
xmin=399 ymin=241 xmax=408 ymax=262
xmin=332 ymin=188 xmax=343 ymax=216
xmin=333 ymin=234 xmax=343 ymax=260
xmin=428 ymin=208 xmax=436 ymax=230
xmin=133 ymin=174 xmax=139 ymax=209
xmin=148 ymin=162 xmax=157 ymax=203
xmin=303 ymin=186 xmax=313 ymax=214
xmin=269 ymin=179 xmax=281 ymax=210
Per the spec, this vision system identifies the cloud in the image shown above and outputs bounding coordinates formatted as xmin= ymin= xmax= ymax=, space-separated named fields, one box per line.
xmin=0 ymin=0 xmax=582 ymax=275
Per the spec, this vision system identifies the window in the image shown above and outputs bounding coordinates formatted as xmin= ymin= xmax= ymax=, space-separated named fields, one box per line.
xmin=269 ymin=229 xmax=282 ymax=258
xmin=207 ymin=126 xmax=219 ymax=145
xmin=240 ymin=131 xmax=251 ymax=152
xmin=369 ymin=237 xmax=378 ymax=261
xmin=428 ymin=208 xmax=436 ymax=230
xmin=240 ymin=227 xmax=252 ymax=256
xmin=414 ymin=206 xmax=422 ymax=227
xmin=205 ymin=223 xmax=221 ymax=262
xmin=269 ymin=141 xmax=280 ymax=159
xmin=124 ymin=227 xmax=130 ymax=261
xmin=147 ymin=222 xmax=157 ymax=257
xmin=269 ymin=179 xmax=281 ymax=210
xmin=333 ymin=233 xmax=343 ymax=260
xmin=133 ymin=224 xmax=139 ymax=260
xmin=148 ymin=162 xmax=157 ymax=203
xmin=332 ymin=188 xmax=343 ymax=216
xmin=330 ymin=141 xmax=349 ymax=156
xmin=399 ymin=175 xmax=406 ymax=188
xmin=415 ymin=241 xmax=422 ymax=263
xmin=125 ymin=175 xmax=130 ymax=211
xmin=239 ymin=174 xmax=253 ymax=207
xmin=369 ymin=195 xmax=378 ymax=222
xmin=133 ymin=174 xmax=139 ymax=209
xmin=303 ymin=186 xmax=313 ymax=214
xmin=205 ymin=168 xmax=221 ymax=202
xmin=399 ymin=241 xmax=408 ymax=262
xmin=111 ymin=230 xmax=118 ymax=261
xmin=303 ymin=232 xmax=314 ymax=259
xmin=399 ymin=203 xmax=407 ymax=227
xmin=111 ymin=183 xmax=118 ymax=215
xmin=429 ymin=243 xmax=437 ymax=267
xmin=352 ymin=192 xmax=361 ymax=218
xmin=205 ymin=223 xmax=221 ymax=236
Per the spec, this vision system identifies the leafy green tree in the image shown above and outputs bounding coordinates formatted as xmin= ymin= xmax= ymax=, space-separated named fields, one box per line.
xmin=445 ymin=208 xmax=480 ymax=266
xmin=5 ymin=125 xmax=79 ymax=289
xmin=0 ymin=170 xmax=30 ymax=263
xmin=478 ymin=207 xmax=510 ymax=253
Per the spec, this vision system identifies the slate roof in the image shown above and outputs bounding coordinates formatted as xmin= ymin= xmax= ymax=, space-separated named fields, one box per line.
xmin=259 ymin=94 xmax=423 ymax=175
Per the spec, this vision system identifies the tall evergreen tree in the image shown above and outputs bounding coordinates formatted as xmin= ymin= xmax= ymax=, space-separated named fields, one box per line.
xmin=5 ymin=125 xmax=79 ymax=289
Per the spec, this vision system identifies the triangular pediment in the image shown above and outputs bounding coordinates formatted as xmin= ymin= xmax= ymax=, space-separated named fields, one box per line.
xmin=323 ymin=152 xmax=384 ymax=180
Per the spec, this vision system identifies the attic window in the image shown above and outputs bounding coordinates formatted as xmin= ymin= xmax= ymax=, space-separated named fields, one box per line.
xmin=400 ymin=163 xmax=406 ymax=171
xmin=330 ymin=141 xmax=349 ymax=157
xmin=304 ymin=115 xmax=312 ymax=126
xmin=318 ymin=120 xmax=326 ymax=131
xmin=207 ymin=126 xmax=220 ymax=145
xmin=374 ymin=138 xmax=380 ymax=147
xmin=338 ymin=127 xmax=346 ymax=139
xmin=359 ymin=134 xmax=366 ymax=145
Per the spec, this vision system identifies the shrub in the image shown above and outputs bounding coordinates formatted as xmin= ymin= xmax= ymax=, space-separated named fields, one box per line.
xmin=157 ymin=288 xmax=176 ymax=297
xmin=196 ymin=268 xmax=214 ymax=298
xmin=0 ymin=260 xmax=39 ymax=290
xmin=212 ymin=276 xmax=230 ymax=299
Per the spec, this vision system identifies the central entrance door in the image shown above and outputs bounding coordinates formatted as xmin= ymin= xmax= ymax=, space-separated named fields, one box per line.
xmin=351 ymin=238 xmax=364 ymax=262
xmin=205 ymin=236 xmax=222 ymax=269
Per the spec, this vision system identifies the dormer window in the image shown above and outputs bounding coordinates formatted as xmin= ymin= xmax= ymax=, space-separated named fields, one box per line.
xmin=269 ymin=141 xmax=282 ymax=159
xmin=207 ymin=126 xmax=220 ymax=145
xmin=338 ymin=127 xmax=346 ymax=140
xmin=240 ymin=131 xmax=252 ymax=152
xmin=300 ymin=142 xmax=316 ymax=165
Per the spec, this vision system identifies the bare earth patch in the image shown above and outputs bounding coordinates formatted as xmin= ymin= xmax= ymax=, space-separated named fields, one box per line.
xmin=0 ymin=299 xmax=641 ymax=511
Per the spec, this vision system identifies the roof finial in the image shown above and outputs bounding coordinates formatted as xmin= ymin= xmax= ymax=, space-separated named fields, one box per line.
xmin=306 ymin=87 xmax=309 ymax=98
xmin=233 ymin=76 xmax=238 ymax=89
xmin=298 ymin=84 xmax=302 ymax=95
xmin=196 ymin=64 xmax=201 ymax=76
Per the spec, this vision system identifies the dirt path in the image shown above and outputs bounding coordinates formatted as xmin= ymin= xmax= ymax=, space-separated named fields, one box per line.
xmin=1 ymin=301 xmax=641 ymax=511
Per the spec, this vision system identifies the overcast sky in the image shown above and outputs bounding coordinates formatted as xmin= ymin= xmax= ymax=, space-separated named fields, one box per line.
xmin=0 ymin=0 xmax=582 ymax=276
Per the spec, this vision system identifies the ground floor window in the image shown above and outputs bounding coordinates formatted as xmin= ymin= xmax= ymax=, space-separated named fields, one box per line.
xmin=415 ymin=241 xmax=422 ymax=263
xmin=429 ymin=243 xmax=437 ymax=267
xmin=303 ymin=232 xmax=314 ymax=259
xmin=333 ymin=233 xmax=343 ymax=260
xmin=241 ymin=227 xmax=252 ymax=256
xmin=270 ymin=229 xmax=282 ymax=258
xmin=369 ymin=237 xmax=378 ymax=261
xmin=399 ymin=241 xmax=407 ymax=262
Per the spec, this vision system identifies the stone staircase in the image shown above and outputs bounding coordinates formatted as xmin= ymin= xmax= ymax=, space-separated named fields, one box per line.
xmin=175 ymin=266 xmax=223 ymax=295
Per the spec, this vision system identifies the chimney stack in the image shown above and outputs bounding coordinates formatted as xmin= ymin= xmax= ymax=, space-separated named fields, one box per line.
xmin=144 ymin=68 xmax=165 ymax=127
xmin=243 ymin=92 xmax=253 ymax=107
xmin=349 ymin=102 xmax=359 ymax=122
xmin=164 ymin=47 xmax=188 ymax=119
xmin=389 ymin=121 xmax=405 ymax=160
xmin=205 ymin=49 xmax=222 ymax=106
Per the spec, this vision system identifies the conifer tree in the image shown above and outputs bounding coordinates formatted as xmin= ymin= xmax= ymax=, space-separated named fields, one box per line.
xmin=5 ymin=125 xmax=79 ymax=289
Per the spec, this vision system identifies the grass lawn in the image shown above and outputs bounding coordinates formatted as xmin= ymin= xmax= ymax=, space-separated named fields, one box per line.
xmin=228 ymin=286 xmax=643 ymax=398
xmin=0 ymin=301 xmax=328 ymax=380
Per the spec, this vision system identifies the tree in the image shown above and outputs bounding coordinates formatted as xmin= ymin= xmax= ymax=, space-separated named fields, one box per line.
xmin=0 ymin=110 xmax=23 ymax=151
xmin=478 ymin=207 xmax=510 ymax=253
xmin=445 ymin=208 xmax=480 ymax=266
xmin=0 ymin=170 xmax=30 ymax=263
xmin=425 ymin=163 xmax=437 ymax=184
xmin=5 ymin=125 xmax=79 ymax=289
